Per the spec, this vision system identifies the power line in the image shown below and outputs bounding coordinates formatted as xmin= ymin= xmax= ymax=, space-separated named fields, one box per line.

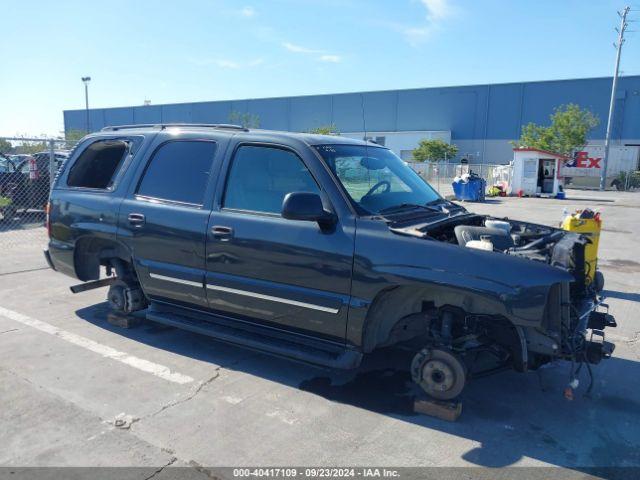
xmin=600 ymin=6 xmax=631 ymax=190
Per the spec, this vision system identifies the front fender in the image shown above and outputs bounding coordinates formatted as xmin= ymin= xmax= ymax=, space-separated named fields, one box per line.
xmin=346 ymin=219 xmax=573 ymax=348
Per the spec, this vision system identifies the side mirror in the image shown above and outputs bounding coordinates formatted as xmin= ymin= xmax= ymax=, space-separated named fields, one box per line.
xmin=282 ymin=192 xmax=336 ymax=228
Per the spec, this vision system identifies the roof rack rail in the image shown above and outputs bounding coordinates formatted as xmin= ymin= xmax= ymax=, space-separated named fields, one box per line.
xmin=101 ymin=123 xmax=249 ymax=132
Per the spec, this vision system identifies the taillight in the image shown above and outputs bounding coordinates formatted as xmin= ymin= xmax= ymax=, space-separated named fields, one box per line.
xmin=45 ymin=201 xmax=51 ymax=237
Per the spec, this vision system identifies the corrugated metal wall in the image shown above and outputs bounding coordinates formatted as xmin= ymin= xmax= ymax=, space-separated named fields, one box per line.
xmin=63 ymin=76 xmax=640 ymax=143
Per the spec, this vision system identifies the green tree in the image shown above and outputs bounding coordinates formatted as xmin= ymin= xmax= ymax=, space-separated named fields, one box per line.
xmin=64 ymin=129 xmax=87 ymax=147
xmin=512 ymin=104 xmax=599 ymax=156
xmin=229 ymin=111 xmax=260 ymax=128
xmin=0 ymin=138 xmax=13 ymax=154
xmin=14 ymin=140 xmax=48 ymax=155
xmin=308 ymin=124 xmax=340 ymax=135
xmin=412 ymin=139 xmax=458 ymax=162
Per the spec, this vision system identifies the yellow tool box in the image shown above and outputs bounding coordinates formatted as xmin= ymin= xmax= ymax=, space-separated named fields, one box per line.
xmin=561 ymin=209 xmax=603 ymax=290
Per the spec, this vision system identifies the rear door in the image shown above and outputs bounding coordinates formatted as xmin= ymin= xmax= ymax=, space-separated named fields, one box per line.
xmin=118 ymin=135 xmax=225 ymax=309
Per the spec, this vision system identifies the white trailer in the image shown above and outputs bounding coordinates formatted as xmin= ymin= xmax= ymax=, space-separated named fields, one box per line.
xmin=560 ymin=145 xmax=640 ymax=189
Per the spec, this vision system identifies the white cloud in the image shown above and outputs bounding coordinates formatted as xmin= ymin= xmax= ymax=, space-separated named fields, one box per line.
xmin=319 ymin=54 xmax=341 ymax=63
xmin=215 ymin=59 xmax=240 ymax=69
xmin=240 ymin=6 xmax=256 ymax=17
xmin=282 ymin=42 xmax=343 ymax=63
xmin=420 ymin=0 xmax=451 ymax=21
xmin=399 ymin=0 xmax=456 ymax=45
xmin=282 ymin=42 xmax=322 ymax=54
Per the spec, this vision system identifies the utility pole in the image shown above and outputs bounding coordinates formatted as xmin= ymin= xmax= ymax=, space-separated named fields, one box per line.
xmin=600 ymin=6 xmax=630 ymax=191
xmin=81 ymin=76 xmax=91 ymax=133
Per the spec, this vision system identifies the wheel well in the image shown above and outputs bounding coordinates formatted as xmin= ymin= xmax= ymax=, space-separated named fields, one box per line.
xmin=73 ymin=237 xmax=132 ymax=281
xmin=361 ymin=285 xmax=518 ymax=354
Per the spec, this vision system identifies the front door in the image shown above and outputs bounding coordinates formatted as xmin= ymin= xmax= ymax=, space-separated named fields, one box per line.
xmin=118 ymin=138 xmax=220 ymax=309
xmin=204 ymin=143 xmax=354 ymax=342
xmin=522 ymin=158 xmax=538 ymax=195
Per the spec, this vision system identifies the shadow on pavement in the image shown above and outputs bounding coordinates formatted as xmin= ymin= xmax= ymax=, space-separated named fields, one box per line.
xmin=76 ymin=302 xmax=640 ymax=471
xmin=603 ymin=289 xmax=640 ymax=303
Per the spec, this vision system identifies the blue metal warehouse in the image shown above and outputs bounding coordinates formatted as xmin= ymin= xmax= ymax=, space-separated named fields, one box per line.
xmin=64 ymin=76 xmax=640 ymax=164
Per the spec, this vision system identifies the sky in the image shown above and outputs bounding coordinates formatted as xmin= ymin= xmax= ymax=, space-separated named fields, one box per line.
xmin=1 ymin=0 xmax=639 ymax=137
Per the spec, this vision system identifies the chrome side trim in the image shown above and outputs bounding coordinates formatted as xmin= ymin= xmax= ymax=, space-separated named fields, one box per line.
xmin=206 ymin=283 xmax=340 ymax=314
xmin=149 ymin=272 xmax=203 ymax=288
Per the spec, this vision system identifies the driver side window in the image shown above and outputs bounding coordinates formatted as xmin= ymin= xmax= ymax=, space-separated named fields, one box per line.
xmin=224 ymin=145 xmax=321 ymax=215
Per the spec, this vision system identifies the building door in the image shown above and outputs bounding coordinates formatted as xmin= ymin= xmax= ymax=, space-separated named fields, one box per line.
xmin=521 ymin=158 xmax=538 ymax=195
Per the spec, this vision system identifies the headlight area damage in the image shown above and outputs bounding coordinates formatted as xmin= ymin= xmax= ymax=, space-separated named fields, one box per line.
xmin=390 ymin=213 xmax=616 ymax=400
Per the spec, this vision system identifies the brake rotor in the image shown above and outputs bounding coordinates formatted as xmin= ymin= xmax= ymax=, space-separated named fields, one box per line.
xmin=411 ymin=348 xmax=467 ymax=400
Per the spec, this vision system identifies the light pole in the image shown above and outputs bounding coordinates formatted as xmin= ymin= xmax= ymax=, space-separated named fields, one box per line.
xmin=600 ymin=7 xmax=630 ymax=191
xmin=81 ymin=76 xmax=91 ymax=133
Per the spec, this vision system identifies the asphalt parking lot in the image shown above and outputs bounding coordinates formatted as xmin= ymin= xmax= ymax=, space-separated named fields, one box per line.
xmin=0 ymin=189 xmax=638 ymax=477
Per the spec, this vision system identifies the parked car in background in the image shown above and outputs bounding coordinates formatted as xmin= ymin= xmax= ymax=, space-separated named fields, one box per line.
xmin=0 ymin=153 xmax=22 ymax=221
xmin=0 ymin=150 xmax=69 ymax=220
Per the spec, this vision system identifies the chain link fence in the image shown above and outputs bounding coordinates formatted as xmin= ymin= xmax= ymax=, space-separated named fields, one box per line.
xmin=0 ymin=136 xmax=77 ymax=274
xmin=408 ymin=162 xmax=513 ymax=198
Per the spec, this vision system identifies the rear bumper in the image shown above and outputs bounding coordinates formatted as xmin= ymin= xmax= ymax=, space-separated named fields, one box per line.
xmin=44 ymin=241 xmax=77 ymax=278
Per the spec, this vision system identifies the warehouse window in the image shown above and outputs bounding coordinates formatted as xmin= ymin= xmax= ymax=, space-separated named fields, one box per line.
xmin=137 ymin=140 xmax=217 ymax=205
xmin=67 ymin=140 xmax=129 ymax=189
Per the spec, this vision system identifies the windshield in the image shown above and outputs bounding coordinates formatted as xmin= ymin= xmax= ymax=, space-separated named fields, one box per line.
xmin=314 ymin=144 xmax=441 ymax=214
xmin=0 ymin=156 xmax=14 ymax=173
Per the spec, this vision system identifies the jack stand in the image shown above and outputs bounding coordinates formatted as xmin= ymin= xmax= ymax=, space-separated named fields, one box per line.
xmin=414 ymin=398 xmax=462 ymax=421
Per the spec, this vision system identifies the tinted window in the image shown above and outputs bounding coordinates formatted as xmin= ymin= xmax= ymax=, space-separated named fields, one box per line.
xmin=224 ymin=145 xmax=320 ymax=214
xmin=137 ymin=140 xmax=216 ymax=205
xmin=67 ymin=140 xmax=128 ymax=189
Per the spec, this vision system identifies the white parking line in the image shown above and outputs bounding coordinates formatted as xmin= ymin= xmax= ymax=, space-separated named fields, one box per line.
xmin=0 ymin=305 xmax=194 ymax=385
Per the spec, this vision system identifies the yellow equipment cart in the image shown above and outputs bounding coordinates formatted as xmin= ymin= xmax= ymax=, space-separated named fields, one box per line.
xmin=561 ymin=209 xmax=604 ymax=291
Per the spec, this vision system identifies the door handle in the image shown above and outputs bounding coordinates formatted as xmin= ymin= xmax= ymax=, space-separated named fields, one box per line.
xmin=211 ymin=225 xmax=233 ymax=240
xmin=128 ymin=213 xmax=145 ymax=226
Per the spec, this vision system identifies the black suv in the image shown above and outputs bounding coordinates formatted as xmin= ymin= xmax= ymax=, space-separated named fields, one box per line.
xmin=45 ymin=124 xmax=615 ymax=400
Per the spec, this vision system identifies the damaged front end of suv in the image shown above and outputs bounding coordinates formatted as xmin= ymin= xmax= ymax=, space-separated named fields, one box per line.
xmin=384 ymin=208 xmax=616 ymax=400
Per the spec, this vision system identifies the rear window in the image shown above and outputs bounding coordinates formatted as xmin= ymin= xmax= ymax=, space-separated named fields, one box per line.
xmin=136 ymin=140 xmax=217 ymax=205
xmin=67 ymin=140 xmax=128 ymax=189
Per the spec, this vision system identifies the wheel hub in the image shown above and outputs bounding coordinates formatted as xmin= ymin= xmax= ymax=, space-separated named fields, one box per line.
xmin=411 ymin=348 xmax=467 ymax=400
xmin=422 ymin=359 xmax=456 ymax=393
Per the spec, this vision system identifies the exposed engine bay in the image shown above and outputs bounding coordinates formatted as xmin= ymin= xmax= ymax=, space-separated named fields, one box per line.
xmin=424 ymin=215 xmax=590 ymax=292
xmin=389 ymin=212 xmax=616 ymax=400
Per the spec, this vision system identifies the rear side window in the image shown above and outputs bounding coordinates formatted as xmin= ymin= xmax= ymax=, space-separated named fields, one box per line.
xmin=67 ymin=140 xmax=128 ymax=189
xmin=137 ymin=140 xmax=216 ymax=205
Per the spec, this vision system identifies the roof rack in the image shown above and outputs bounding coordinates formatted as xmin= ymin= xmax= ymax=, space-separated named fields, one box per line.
xmin=101 ymin=123 xmax=249 ymax=132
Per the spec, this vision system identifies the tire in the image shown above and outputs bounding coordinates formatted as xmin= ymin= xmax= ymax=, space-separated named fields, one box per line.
xmin=1 ymin=205 xmax=16 ymax=222
xmin=411 ymin=348 xmax=467 ymax=400
xmin=107 ymin=283 xmax=127 ymax=313
xmin=593 ymin=270 xmax=605 ymax=293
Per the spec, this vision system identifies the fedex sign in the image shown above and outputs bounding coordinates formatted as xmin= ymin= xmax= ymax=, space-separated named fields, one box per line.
xmin=566 ymin=151 xmax=601 ymax=169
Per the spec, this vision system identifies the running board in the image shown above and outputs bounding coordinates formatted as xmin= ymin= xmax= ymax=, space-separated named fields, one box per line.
xmin=145 ymin=308 xmax=362 ymax=370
